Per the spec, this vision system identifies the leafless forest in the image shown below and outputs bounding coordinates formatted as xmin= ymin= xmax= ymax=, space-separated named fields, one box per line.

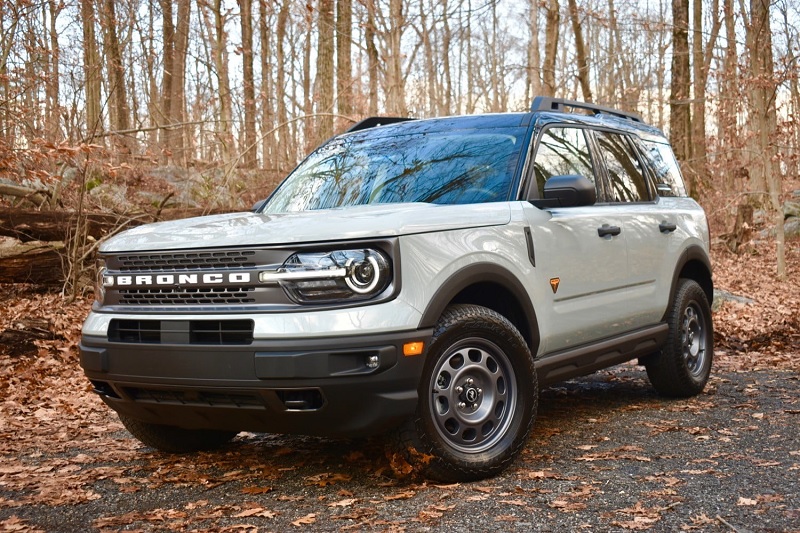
xmin=0 ymin=0 xmax=798 ymax=286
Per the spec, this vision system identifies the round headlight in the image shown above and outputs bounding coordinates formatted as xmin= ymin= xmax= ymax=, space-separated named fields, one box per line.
xmin=345 ymin=254 xmax=381 ymax=294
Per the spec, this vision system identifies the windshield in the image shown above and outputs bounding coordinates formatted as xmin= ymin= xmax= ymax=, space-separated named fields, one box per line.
xmin=263 ymin=126 xmax=526 ymax=213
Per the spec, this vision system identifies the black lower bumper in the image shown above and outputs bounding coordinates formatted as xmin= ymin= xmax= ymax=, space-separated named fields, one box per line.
xmin=80 ymin=329 xmax=432 ymax=438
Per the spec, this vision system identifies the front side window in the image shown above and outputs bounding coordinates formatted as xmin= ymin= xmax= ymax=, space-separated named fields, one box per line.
xmin=595 ymin=131 xmax=650 ymax=203
xmin=263 ymin=127 xmax=526 ymax=213
xmin=532 ymin=127 xmax=595 ymax=197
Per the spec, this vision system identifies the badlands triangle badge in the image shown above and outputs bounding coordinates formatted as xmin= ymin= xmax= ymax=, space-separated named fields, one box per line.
xmin=549 ymin=277 xmax=560 ymax=294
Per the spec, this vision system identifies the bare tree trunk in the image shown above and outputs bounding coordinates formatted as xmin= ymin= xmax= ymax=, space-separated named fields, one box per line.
xmin=336 ymin=0 xmax=353 ymax=126
xmin=567 ymin=0 xmax=592 ymax=102
xmin=213 ymin=0 xmax=234 ymax=161
xmin=690 ymin=0 xmax=721 ymax=191
xmin=365 ymin=2 xmax=380 ymax=115
xmin=45 ymin=1 xmax=62 ymax=142
xmin=385 ymin=0 xmax=407 ymax=115
xmin=239 ymin=0 xmax=257 ymax=167
xmin=173 ymin=0 xmax=191 ymax=164
xmin=719 ymin=0 xmax=739 ymax=197
xmin=441 ymin=0 xmax=453 ymax=114
xmin=669 ymin=0 xmax=693 ymax=193
xmin=101 ymin=0 xmax=131 ymax=153
xmin=527 ymin=0 xmax=542 ymax=101
xmin=80 ymin=0 xmax=102 ymax=139
xmin=302 ymin=6 xmax=313 ymax=149
xmin=542 ymin=0 xmax=560 ymax=97
xmin=744 ymin=0 xmax=785 ymax=278
xmin=159 ymin=0 xmax=175 ymax=162
xmin=315 ymin=0 xmax=335 ymax=143
xmin=258 ymin=0 xmax=275 ymax=169
xmin=274 ymin=0 xmax=291 ymax=168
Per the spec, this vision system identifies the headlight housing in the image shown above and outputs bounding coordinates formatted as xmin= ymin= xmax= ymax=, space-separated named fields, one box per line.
xmin=94 ymin=257 xmax=108 ymax=305
xmin=259 ymin=248 xmax=392 ymax=303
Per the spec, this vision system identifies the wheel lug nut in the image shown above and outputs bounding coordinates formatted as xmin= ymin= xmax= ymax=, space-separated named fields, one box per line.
xmin=456 ymin=386 xmax=463 ymax=393
xmin=477 ymin=388 xmax=482 ymax=394
xmin=458 ymin=402 xmax=466 ymax=409
xmin=466 ymin=378 xmax=474 ymax=385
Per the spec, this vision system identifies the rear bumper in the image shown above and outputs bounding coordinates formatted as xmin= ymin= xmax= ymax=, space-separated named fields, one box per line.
xmin=80 ymin=328 xmax=432 ymax=438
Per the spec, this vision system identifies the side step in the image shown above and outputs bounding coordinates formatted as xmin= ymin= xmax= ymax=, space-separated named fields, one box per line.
xmin=534 ymin=324 xmax=668 ymax=388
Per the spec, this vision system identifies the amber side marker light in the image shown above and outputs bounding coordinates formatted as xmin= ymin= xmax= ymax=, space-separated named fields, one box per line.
xmin=403 ymin=342 xmax=424 ymax=356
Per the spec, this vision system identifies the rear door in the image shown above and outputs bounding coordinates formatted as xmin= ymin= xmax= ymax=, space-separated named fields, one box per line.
xmin=589 ymin=129 xmax=675 ymax=327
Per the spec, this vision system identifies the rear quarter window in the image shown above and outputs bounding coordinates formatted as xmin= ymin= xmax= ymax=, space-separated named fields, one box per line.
xmin=641 ymin=141 xmax=688 ymax=197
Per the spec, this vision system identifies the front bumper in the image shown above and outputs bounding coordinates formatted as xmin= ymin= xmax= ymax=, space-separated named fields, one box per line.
xmin=80 ymin=328 xmax=432 ymax=438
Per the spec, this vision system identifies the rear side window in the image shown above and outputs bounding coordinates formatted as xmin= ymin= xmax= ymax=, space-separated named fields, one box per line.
xmin=533 ymin=127 xmax=595 ymax=197
xmin=641 ymin=141 xmax=688 ymax=197
xmin=594 ymin=131 xmax=650 ymax=203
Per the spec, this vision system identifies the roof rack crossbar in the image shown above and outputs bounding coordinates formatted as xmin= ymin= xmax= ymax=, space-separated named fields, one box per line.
xmin=346 ymin=116 xmax=415 ymax=133
xmin=531 ymin=96 xmax=642 ymax=122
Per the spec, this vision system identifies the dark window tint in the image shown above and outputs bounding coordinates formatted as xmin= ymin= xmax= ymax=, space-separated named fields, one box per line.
xmin=264 ymin=127 xmax=525 ymax=213
xmin=641 ymin=140 xmax=687 ymax=197
xmin=595 ymin=131 xmax=650 ymax=202
xmin=533 ymin=127 xmax=594 ymax=197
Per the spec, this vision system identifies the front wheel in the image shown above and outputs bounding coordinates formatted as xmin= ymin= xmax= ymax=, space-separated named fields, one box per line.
xmin=119 ymin=414 xmax=238 ymax=453
xmin=645 ymin=278 xmax=713 ymax=397
xmin=393 ymin=304 xmax=537 ymax=482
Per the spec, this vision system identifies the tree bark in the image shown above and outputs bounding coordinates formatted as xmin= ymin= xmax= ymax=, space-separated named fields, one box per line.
xmin=239 ymin=0 xmax=257 ymax=167
xmin=542 ymin=0 xmax=560 ymax=97
xmin=80 ymin=0 xmax=102 ymax=139
xmin=690 ymin=0 xmax=721 ymax=191
xmin=336 ymin=0 xmax=353 ymax=125
xmin=744 ymin=0 xmax=785 ymax=278
xmin=101 ymin=0 xmax=131 ymax=152
xmin=45 ymin=0 xmax=62 ymax=142
xmin=365 ymin=2 xmax=380 ymax=115
xmin=526 ymin=0 xmax=542 ymax=101
xmin=0 ymin=241 xmax=65 ymax=285
xmin=315 ymin=0 xmax=335 ymax=144
xmin=567 ymin=0 xmax=592 ymax=102
xmin=669 ymin=0 xmax=692 ymax=191
xmin=385 ymin=0 xmax=407 ymax=115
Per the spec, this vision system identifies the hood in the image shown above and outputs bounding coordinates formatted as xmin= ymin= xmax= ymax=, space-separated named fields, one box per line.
xmin=100 ymin=203 xmax=512 ymax=252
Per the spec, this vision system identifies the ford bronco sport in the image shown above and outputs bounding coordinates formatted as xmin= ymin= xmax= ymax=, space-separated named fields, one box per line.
xmin=81 ymin=97 xmax=713 ymax=481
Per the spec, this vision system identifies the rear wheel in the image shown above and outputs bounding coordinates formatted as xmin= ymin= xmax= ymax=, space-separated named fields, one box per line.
xmin=393 ymin=304 xmax=537 ymax=482
xmin=645 ymin=278 xmax=713 ymax=397
xmin=119 ymin=414 xmax=237 ymax=453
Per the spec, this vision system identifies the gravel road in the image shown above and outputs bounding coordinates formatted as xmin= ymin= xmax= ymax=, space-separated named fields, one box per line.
xmin=1 ymin=363 xmax=798 ymax=532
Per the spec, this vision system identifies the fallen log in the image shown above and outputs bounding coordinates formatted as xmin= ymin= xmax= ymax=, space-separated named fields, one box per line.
xmin=0 ymin=240 xmax=66 ymax=284
xmin=0 ymin=207 xmax=229 ymax=243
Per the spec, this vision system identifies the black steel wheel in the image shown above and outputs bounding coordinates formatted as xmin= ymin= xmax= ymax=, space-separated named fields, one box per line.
xmin=394 ymin=304 xmax=537 ymax=482
xmin=645 ymin=278 xmax=713 ymax=397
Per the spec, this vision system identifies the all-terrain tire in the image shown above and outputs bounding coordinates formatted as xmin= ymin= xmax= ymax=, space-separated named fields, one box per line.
xmin=393 ymin=304 xmax=537 ymax=482
xmin=645 ymin=278 xmax=713 ymax=398
xmin=119 ymin=414 xmax=238 ymax=453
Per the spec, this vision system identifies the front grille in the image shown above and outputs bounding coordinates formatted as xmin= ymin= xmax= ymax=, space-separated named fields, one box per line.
xmin=118 ymin=287 xmax=257 ymax=306
xmin=109 ymin=319 xmax=254 ymax=345
xmin=122 ymin=387 xmax=266 ymax=408
xmin=116 ymin=250 xmax=257 ymax=272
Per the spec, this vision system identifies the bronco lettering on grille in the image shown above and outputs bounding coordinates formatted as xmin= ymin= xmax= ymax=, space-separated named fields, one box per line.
xmin=104 ymin=272 xmax=252 ymax=287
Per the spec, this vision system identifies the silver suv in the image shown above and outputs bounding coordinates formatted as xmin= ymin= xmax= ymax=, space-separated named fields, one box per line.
xmin=80 ymin=97 xmax=713 ymax=481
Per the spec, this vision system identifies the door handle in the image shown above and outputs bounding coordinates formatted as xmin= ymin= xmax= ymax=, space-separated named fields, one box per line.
xmin=597 ymin=224 xmax=621 ymax=237
xmin=659 ymin=221 xmax=677 ymax=233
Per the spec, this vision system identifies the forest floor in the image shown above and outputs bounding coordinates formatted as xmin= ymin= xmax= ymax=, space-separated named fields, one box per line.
xmin=0 ymin=239 xmax=798 ymax=532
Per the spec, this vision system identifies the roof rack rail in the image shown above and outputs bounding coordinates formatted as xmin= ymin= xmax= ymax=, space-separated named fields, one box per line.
xmin=346 ymin=116 xmax=415 ymax=133
xmin=531 ymin=96 xmax=642 ymax=122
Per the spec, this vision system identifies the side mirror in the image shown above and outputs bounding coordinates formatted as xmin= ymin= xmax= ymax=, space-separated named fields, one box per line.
xmin=251 ymin=199 xmax=266 ymax=212
xmin=542 ymin=174 xmax=596 ymax=207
